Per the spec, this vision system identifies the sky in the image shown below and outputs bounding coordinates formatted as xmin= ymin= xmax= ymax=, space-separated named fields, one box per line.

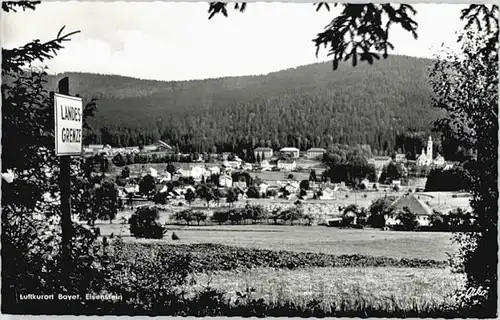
xmin=2 ymin=2 xmax=468 ymax=81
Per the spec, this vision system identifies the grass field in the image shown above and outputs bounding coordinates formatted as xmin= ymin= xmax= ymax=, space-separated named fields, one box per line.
xmin=190 ymin=267 xmax=465 ymax=309
xmin=97 ymin=222 xmax=456 ymax=261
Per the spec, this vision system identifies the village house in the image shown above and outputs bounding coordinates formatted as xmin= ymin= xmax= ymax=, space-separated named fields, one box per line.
xmin=266 ymin=185 xmax=280 ymax=198
xmin=177 ymin=166 xmax=206 ymax=181
xmin=142 ymin=140 xmax=173 ymax=153
xmin=360 ymin=178 xmax=371 ymax=189
xmin=254 ymin=147 xmax=273 ymax=160
xmin=368 ymin=156 xmax=392 ymax=180
xmin=219 ymin=174 xmax=233 ymax=187
xmin=258 ymin=182 xmax=269 ymax=196
xmin=277 ymin=159 xmax=296 ymax=171
xmin=206 ymin=166 xmax=221 ymax=176
xmin=117 ymin=187 xmax=127 ymax=199
xmin=306 ymin=148 xmax=326 ymax=160
xmin=241 ymin=162 xmax=253 ymax=171
xmin=260 ymin=160 xmax=273 ymax=171
xmin=368 ymin=156 xmax=392 ymax=169
xmin=319 ymin=187 xmax=335 ymax=200
xmin=148 ymin=167 xmax=158 ymax=178
xmin=158 ymin=171 xmax=172 ymax=183
xmin=86 ymin=144 xmax=104 ymax=152
xmin=82 ymin=147 xmax=95 ymax=157
xmin=124 ymin=184 xmax=140 ymax=196
xmin=300 ymin=189 xmax=314 ymax=200
xmin=221 ymin=152 xmax=232 ymax=160
xmin=279 ymin=147 xmax=300 ymax=159
xmin=392 ymin=180 xmax=402 ymax=188
xmin=434 ymin=154 xmax=446 ymax=167
xmin=385 ymin=194 xmax=433 ymax=227
xmin=123 ymin=146 xmax=140 ymax=153
xmin=233 ymin=181 xmax=248 ymax=193
xmin=96 ymin=144 xmax=113 ymax=156
xmin=395 ymin=153 xmax=407 ymax=163
xmin=222 ymin=160 xmax=241 ymax=170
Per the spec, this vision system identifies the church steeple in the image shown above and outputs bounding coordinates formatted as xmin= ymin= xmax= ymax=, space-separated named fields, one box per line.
xmin=427 ymin=136 xmax=433 ymax=162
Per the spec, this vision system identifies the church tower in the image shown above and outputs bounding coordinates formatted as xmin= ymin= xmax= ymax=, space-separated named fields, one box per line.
xmin=426 ymin=136 xmax=433 ymax=163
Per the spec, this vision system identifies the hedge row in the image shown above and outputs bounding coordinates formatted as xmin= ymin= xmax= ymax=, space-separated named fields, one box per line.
xmin=114 ymin=242 xmax=448 ymax=271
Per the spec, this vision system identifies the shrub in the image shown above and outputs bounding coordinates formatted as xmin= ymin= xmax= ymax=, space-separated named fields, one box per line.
xmin=153 ymin=192 xmax=169 ymax=205
xmin=212 ymin=210 xmax=229 ymax=225
xmin=396 ymin=207 xmax=418 ymax=231
xmin=129 ymin=206 xmax=167 ymax=239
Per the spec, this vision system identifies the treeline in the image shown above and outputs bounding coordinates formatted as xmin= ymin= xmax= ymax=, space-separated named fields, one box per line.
xmin=47 ymin=56 xmax=449 ymax=158
xmin=425 ymin=163 xmax=473 ymax=192
xmin=322 ymin=146 xmax=377 ymax=186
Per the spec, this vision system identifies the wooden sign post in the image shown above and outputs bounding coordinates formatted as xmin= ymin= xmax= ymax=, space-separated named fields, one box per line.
xmin=53 ymin=77 xmax=83 ymax=289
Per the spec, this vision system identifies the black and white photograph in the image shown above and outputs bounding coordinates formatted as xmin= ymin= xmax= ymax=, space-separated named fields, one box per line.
xmin=1 ymin=1 xmax=498 ymax=317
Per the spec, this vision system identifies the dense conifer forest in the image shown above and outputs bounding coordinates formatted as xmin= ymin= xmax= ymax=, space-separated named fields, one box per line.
xmin=45 ymin=55 xmax=445 ymax=157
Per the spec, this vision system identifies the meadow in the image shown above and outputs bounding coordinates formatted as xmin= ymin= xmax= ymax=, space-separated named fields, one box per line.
xmin=190 ymin=266 xmax=465 ymax=311
xmin=89 ymin=188 xmax=470 ymax=316
xmin=98 ymin=221 xmax=456 ymax=261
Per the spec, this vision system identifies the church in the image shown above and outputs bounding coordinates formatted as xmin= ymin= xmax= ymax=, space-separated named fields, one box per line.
xmin=416 ymin=136 xmax=445 ymax=167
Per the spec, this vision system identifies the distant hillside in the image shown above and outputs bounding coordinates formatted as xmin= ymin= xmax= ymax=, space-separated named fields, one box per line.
xmin=46 ymin=55 xmax=443 ymax=157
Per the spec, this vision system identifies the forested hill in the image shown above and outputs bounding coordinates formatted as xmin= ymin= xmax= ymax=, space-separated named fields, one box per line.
xmin=46 ymin=55 xmax=443 ymax=156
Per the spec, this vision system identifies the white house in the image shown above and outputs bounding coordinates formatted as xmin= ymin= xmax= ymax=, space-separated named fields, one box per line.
xmin=319 ymin=187 xmax=335 ymax=200
xmin=258 ymin=182 xmax=269 ymax=196
xmin=242 ymin=162 xmax=253 ymax=171
xmin=385 ymin=194 xmax=433 ymax=227
xmin=368 ymin=156 xmax=392 ymax=169
xmin=233 ymin=181 xmax=248 ymax=192
xmin=284 ymin=184 xmax=299 ymax=194
xmin=306 ymin=148 xmax=326 ymax=160
xmin=177 ymin=166 xmax=207 ymax=181
xmin=280 ymin=147 xmax=300 ymax=159
xmin=395 ymin=153 xmax=407 ymax=163
xmin=360 ymin=178 xmax=371 ymax=189
xmin=392 ymin=180 xmax=402 ymax=188
xmin=260 ymin=160 xmax=273 ymax=171
xmin=223 ymin=160 xmax=241 ymax=170
xmin=207 ymin=166 xmax=221 ymax=176
xmin=149 ymin=167 xmax=158 ymax=178
xmin=254 ymin=147 xmax=273 ymax=160
xmin=219 ymin=175 xmax=233 ymax=187
xmin=277 ymin=159 xmax=296 ymax=171
xmin=434 ymin=154 xmax=446 ymax=166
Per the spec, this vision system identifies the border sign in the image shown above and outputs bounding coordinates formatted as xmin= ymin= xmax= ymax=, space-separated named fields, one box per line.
xmin=54 ymin=93 xmax=83 ymax=156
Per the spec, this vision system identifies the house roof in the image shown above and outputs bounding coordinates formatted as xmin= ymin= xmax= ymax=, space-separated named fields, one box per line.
xmin=307 ymin=148 xmax=326 ymax=152
xmin=278 ymin=159 xmax=296 ymax=164
xmin=87 ymin=144 xmax=104 ymax=149
xmin=254 ymin=147 xmax=273 ymax=151
xmin=390 ymin=194 xmax=433 ymax=216
xmin=372 ymin=156 xmax=392 ymax=161
xmin=158 ymin=140 xmax=173 ymax=149
xmin=280 ymin=147 xmax=300 ymax=152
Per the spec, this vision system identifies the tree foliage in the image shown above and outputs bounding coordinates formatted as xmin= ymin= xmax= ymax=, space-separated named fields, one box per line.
xmin=139 ymin=174 xmax=156 ymax=196
xmin=2 ymin=1 xmax=101 ymax=302
xmin=129 ymin=206 xmax=167 ymax=239
xmin=396 ymin=207 xmax=418 ymax=231
xmin=430 ymin=4 xmax=498 ymax=313
xmin=93 ymin=180 xmax=118 ymax=224
xmin=60 ymin=55 xmax=438 ymax=158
